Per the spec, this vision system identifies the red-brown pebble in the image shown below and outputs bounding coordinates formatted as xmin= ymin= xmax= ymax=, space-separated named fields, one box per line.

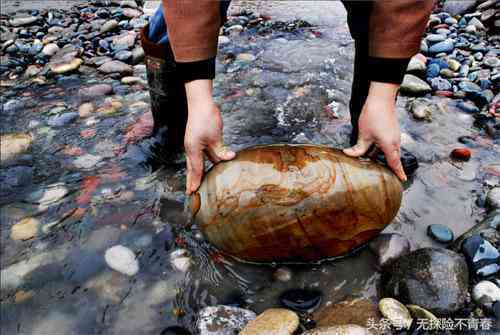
xmin=451 ymin=148 xmax=471 ymax=161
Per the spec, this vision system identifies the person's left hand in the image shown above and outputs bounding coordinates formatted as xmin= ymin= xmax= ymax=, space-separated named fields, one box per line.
xmin=343 ymin=81 xmax=407 ymax=182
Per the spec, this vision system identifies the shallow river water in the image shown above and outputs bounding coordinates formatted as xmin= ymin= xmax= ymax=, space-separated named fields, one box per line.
xmin=1 ymin=1 xmax=499 ymax=334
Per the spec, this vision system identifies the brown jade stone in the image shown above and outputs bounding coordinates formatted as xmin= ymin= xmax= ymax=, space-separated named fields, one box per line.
xmin=193 ymin=144 xmax=403 ymax=262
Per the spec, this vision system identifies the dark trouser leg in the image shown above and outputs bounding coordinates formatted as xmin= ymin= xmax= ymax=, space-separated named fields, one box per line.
xmin=341 ymin=1 xmax=373 ymax=146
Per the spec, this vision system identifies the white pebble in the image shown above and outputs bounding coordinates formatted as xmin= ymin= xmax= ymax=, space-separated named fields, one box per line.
xmin=472 ymin=281 xmax=500 ymax=307
xmin=104 ymin=245 xmax=139 ymax=276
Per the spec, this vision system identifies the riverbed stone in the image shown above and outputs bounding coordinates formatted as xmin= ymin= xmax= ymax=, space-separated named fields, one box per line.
xmin=0 ymin=133 xmax=32 ymax=166
xmin=279 ymin=288 xmax=322 ymax=313
xmin=79 ymin=103 xmax=95 ymax=118
xmin=382 ymin=248 xmax=468 ymax=315
xmin=27 ymin=185 xmax=69 ymax=205
xmin=79 ymin=84 xmax=113 ymax=100
xmin=400 ymin=74 xmax=432 ymax=95
xmin=48 ymin=112 xmax=79 ymax=127
xmin=104 ymin=245 xmax=139 ymax=276
xmin=303 ymin=325 xmax=372 ymax=335
xmin=313 ymin=298 xmax=381 ymax=329
xmin=50 ymin=58 xmax=83 ymax=74
xmin=98 ymin=60 xmax=133 ymax=75
xmin=378 ymin=298 xmax=412 ymax=329
xmin=197 ymin=305 xmax=256 ymax=335
xmin=369 ymin=233 xmax=410 ymax=267
xmin=462 ymin=235 xmax=500 ymax=277
xmin=427 ymin=224 xmax=454 ymax=243
xmin=100 ymin=19 xmax=119 ymax=33
xmin=11 ymin=217 xmax=40 ymax=241
xmin=42 ymin=43 xmax=60 ymax=57
xmin=240 ymin=308 xmax=299 ymax=335
xmin=472 ymin=281 xmax=500 ymax=307
xmin=9 ymin=16 xmax=38 ymax=27
xmin=169 ymin=249 xmax=192 ymax=273
xmin=486 ymin=187 xmax=500 ymax=210
xmin=429 ymin=40 xmax=454 ymax=54
xmin=406 ymin=304 xmax=438 ymax=323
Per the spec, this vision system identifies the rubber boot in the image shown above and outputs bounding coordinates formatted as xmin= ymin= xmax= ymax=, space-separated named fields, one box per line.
xmin=140 ymin=24 xmax=187 ymax=158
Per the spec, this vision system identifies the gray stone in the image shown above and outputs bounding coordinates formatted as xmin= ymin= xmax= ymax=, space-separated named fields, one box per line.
xmin=429 ymin=40 xmax=454 ymax=54
xmin=442 ymin=0 xmax=476 ymax=16
xmin=100 ymin=20 xmax=119 ymax=34
xmin=73 ymin=154 xmax=102 ymax=169
xmin=382 ymin=248 xmax=468 ymax=315
xmin=98 ymin=60 xmax=133 ymax=75
xmin=115 ymin=50 xmax=132 ymax=62
xmin=407 ymin=56 xmax=427 ymax=73
xmin=400 ymin=74 xmax=432 ymax=95
xmin=48 ymin=113 xmax=78 ymax=127
xmin=9 ymin=16 xmax=38 ymax=27
xmin=197 ymin=305 xmax=256 ymax=335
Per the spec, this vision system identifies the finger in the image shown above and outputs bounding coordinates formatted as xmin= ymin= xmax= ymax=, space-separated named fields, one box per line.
xmin=185 ymin=155 xmax=192 ymax=195
xmin=379 ymin=142 xmax=407 ymax=182
xmin=343 ymin=137 xmax=372 ymax=157
xmin=185 ymin=147 xmax=204 ymax=194
xmin=206 ymin=142 xmax=236 ymax=163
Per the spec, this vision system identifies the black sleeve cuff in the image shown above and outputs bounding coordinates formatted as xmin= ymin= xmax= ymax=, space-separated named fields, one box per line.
xmin=367 ymin=57 xmax=411 ymax=85
xmin=176 ymin=57 xmax=216 ymax=83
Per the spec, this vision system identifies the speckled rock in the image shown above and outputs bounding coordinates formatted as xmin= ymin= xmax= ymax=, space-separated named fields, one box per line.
xmin=378 ymin=298 xmax=412 ymax=329
xmin=400 ymin=75 xmax=432 ymax=95
xmin=240 ymin=308 xmax=299 ymax=335
xmin=314 ymin=298 xmax=381 ymax=329
xmin=197 ymin=305 xmax=256 ymax=335
xmin=382 ymin=248 xmax=468 ymax=315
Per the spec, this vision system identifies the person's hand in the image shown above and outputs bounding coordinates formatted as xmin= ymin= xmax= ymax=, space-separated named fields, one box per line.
xmin=343 ymin=82 xmax=407 ymax=182
xmin=184 ymin=79 xmax=235 ymax=195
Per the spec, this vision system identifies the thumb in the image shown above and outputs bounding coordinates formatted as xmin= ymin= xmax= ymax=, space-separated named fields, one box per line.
xmin=206 ymin=141 xmax=236 ymax=163
xmin=343 ymin=137 xmax=372 ymax=157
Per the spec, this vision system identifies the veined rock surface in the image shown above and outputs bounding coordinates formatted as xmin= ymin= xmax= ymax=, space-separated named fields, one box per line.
xmin=192 ymin=144 xmax=402 ymax=262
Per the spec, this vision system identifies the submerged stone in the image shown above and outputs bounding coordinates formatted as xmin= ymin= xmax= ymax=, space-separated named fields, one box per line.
xmin=11 ymin=217 xmax=40 ymax=241
xmin=427 ymin=224 xmax=454 ymax=243
xmin=104 ymin=245 xmax=139 ymax=276
xmin=197 ymin=305 xmax=256 ymax=335
xmin=279 ymin=289 xmax=322 ymax=313
xmin=240 ymin=309 xmax=299 ymax=335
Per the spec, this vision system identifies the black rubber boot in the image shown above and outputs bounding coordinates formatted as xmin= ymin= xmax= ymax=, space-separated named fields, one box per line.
xmin=140 ymin=25 xmax=187 ymax=162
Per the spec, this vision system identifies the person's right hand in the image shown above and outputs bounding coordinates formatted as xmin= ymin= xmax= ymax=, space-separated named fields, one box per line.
xmin=184 ymin=79 xmax=235 ymax=195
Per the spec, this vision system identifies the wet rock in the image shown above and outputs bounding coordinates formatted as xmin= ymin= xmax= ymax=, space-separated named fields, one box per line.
xmin=472 ymin=281 xmax=500 ymax=308
xmin=410 ymin=99 xmax=433 ymax=121
xmin=89 ymin=56 xmax=113 ymax=67
xmin=122 ymin=8 xmax=142 ymax=18
xmin=0 ymin=165 xmax=33 ymax=189
xmin=494 ymin=301 xmax=500 ymax=320
xmin=96 ymin=98 xmax=123 ymax=115
xmin=429 ymin=40 xmax=454 ymax=54
xmin=104 ymin=245 xmax=139 ymax=276
xmin=237 ymin=53 xmax=256 ymax=62
xmin=42 ymin=43 xmax=60 ymax=57
xmin=406 ymin=304 xmax=438 ymax=323
xmin=79 ymin=84 xmax=113 ymax=100
xmin=98 ymin=60 xmax=133 ymax=75
xmin=273 ymin=267 xmax=292 ymax=282
xmin=378 ymin=298 xmax=412 ymax=329
xmin=451 ymin=148 xmax=471 ymax=161
xmin=442 ymin=1 xmax=476 ymax=16
xmin=121 ymin=76 xmax=146 ymax=85
xmin=382 ymin=248 xmax=468 ymax=315
xmin=483 ymin=56 xmax=499 ymax=68
xmin=48 ymin=112 xmax=79 ymax=127
xmin=303 ymin=325 xmax=371 ymax=335
xmin=369 ymin=233 xmax=410 ymax=267
xmin=3 ymin=99 xmax=25 ymax=113
xmin=100 ymin=19 xmax=119 ymax=33
xmin=486 ymin=187 xmax=500 ymax=210
xmin=459 ymin=81 xmax=481 ymax=94
xmin=9 ymin=16 xmax=38 ymax=27
xmin=0 ymin=133 xmax=32 ymax=166
xmin=169 ymin=249 xmax=192 ymax=273
xmin=131 ymin=46 xmax=144 ymax=64
xmin=11 ymin=217 xmax=40 ymax=241
xmin=115 ymin=50 xmax=132 ymax=62
xmin=240 ymin=308 xmax=299 ymax=335
xmin=279 ymin=289 xmax=322 ymax=313
xmin=457 ymin=101 xmax=480 ymax=114
xmin=111 ymin=31 xmax=136 ymax=50
xmin=314 ymin=298 xmax=381 ymax=329
xmin=400 ymin=74 xmax=432 ymax=95
xmin=427 ymin=224 xmax=454 ymax=243
xmin=426 ymin=34 xmax=446 ymax=44
xmin=426 ymin=63 xmax=440 ymax=78
xmin=79 ymin=103 xmax=95 ymax=118
xmin=50 ymin=58 xmax=83 ymax=74
xmin=160 ymin=326 xmax=191 ymax=335
xmin=469 ymin=17 xmax=485 ymax=30
xmin=27 ymin=185 xmax=68 ymax=205
xmin=462 ymin=235 xmax=500 ymax=277
xmin=447 ymin=59 xmax=461 ymax=72
xmin=430 ymin=77 xmax=452 ymax=91
xmin=73 ymin=154 xmax=102 ymax=169
xmin=197 ymin=305 xmax=256 ymax=335
xmin=218 ymin=35 xmax=231 ymax=45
